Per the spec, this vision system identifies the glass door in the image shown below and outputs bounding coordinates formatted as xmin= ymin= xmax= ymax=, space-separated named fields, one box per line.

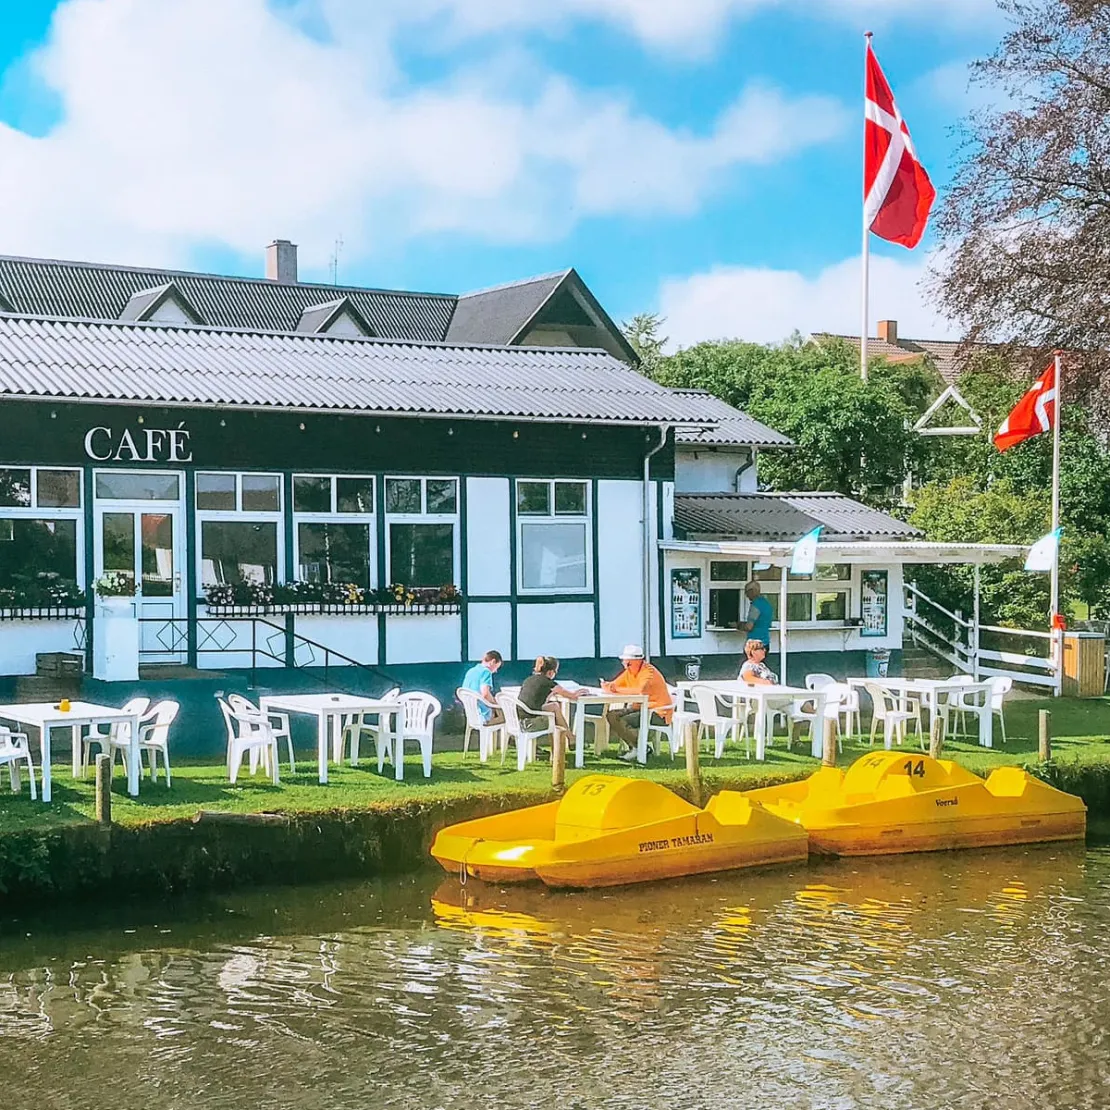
xmin=94 ymin=472 xmax=185 ymax=663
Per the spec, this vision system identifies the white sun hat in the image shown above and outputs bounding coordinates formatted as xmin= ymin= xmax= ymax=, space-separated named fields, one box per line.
xmin=619 ymin=644 xmax=645 ymax=660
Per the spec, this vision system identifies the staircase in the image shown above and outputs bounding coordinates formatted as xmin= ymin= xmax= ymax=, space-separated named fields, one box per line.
xmin=901 ymin=643 xmax=952 ymax=680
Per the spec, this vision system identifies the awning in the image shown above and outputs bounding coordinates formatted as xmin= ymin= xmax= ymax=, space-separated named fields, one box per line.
xmin=660 ymin=539 xmax=1028 ymax=566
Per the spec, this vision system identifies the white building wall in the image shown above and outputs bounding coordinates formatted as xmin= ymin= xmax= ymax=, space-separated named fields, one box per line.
xmin=467 ymin=602 xmax=511 ymax=661
xmin=386 ymin=614 xmax=462 ymax=664
xmin=294 ymin=615 xmax=378 ymax=665
xmin=596 ymin=479 xmax=646 ymax=657
xmin=466 ymin=477 xmax=511 ymax=596
xmin=0 ymin=620 xmax=82 ymax=675
xmin=675 ymin=448 xmax=759 ymax=494
xmin=517 ymin=602 xmax=594 ymax=660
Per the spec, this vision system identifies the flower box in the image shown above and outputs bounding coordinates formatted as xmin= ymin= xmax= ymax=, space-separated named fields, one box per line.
xmin=205 ymin=602 xmax=463 ymax=618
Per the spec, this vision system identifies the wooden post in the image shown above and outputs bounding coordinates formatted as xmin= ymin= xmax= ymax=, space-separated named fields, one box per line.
xmin=685 ymin=722 xmax=702 ymax=806
xmin=551 ymin=729 xmax=566 ymax=793
xmin=1038 ymin=709 xmax=1052 ymax=762
xmin=929 ymin=714 xmax=945 ymax=760
xmin=94 ymin=752 xmax=111 ymax=826
xmin=822 ymin=717 xmax=837 ymax=767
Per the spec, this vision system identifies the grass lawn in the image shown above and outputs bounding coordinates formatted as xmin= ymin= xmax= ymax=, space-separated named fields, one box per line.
xmin=2 ymin=695 xmax=1107 ymax=837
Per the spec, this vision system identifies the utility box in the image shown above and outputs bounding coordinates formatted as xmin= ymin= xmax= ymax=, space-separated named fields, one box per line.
xmin=1062 ymin=631 xmax=1105 ymax=697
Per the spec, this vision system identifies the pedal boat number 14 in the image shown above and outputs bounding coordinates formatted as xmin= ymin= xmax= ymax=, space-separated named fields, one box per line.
xmin=744 ymin=751 xmax=1087 ymax=857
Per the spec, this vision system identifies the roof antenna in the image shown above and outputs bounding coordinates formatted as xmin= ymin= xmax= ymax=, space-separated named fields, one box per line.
xmin=329 ymin=235 xmax=344 ymax=285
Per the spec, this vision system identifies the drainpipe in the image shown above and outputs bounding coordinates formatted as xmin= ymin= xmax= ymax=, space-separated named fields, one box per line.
xmin=643 ymin=426 xmax=668 ymax=660
xmin=733 ymin=446 xmax=755 ymax=492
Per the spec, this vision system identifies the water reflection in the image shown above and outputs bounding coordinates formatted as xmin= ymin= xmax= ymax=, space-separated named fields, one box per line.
xmin=0 ymin=845 xmax=1105 ymax=1109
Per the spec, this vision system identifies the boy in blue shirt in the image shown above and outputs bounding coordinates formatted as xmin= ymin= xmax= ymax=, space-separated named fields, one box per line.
xmin=462 ymin=649 xmax=504 ymax=723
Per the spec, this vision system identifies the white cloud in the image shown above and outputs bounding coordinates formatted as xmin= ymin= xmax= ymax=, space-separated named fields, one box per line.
xmin=0 ymin=0 xmax=847 ymax=271
xmin=340 ymin=0 xmax=1003 ymax=55
xmin=658 ymin=251 xmax=958 ymax=348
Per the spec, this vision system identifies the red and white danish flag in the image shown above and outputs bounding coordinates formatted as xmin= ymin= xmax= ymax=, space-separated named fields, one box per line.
xmin=865 ymin=42 xmax=936 ymax=249
xmin=994 ymin=361 xmax=1058 ymax=452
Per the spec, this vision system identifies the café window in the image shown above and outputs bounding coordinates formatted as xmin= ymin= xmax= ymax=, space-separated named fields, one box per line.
xmin=707 ymin=560 xmax=750 ymax=629
xmin=196 ymin=472 xmax=282 ymax=589
xmin=754 ymin=563 xmax=853 ymax=624
xmin=293 ymin=475 xmax=375 ymax=587
xmin=293 ymin=474 xmax=374 ymax=515
xmin=385 ymin=477 xmax=457 ymax=588
xmin=0 ymin=468 xmax=84 ymax=597
xmin=516 ymin=479 xmax=590 ymax=593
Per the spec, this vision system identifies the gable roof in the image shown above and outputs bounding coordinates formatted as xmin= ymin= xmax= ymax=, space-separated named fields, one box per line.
xmin=670 ymin=390 xmax=793 ymax=448
xmin=118 ymin=281 xmax=204 ymax=324
xmin=673 ymin=492 xmax=920 ymax=541
xmin=0 ymin=254 xmax=454 ymax=342
xmin=446 ymin=268 xmax=638 ymax=363
xmin=295 ymin=296 xmax=374 ymax=336
xmin=0 ymin=314 xmax=720 ymax=425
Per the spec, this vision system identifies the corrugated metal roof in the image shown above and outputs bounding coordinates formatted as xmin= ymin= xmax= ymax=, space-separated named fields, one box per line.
xmin=446 ymin=272 xmax=566 ymax=345
xmin=0 ymin=255 xmax=454 ymax=342
xmin=674 ymin=492 xmax=920 ymax=541
xmin=671 ymin=390 xmax=794 ymax=447
xmin=0 ymin=315 xmax=719 ymax=424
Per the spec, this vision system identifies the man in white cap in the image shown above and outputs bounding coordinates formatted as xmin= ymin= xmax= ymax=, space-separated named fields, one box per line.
xmin=602 ymin=644 xmax=672 ymax=761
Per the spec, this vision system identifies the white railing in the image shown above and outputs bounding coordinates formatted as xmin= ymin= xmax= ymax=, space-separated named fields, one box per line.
xmin=904 ymin=583 xmax=1060 ymax=692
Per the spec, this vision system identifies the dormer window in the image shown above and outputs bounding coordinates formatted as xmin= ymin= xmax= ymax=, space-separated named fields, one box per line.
xmin=295 ymin=297 xmax=374 ymax=337
xmin=119 ymin=282 xmax=204 ymax=325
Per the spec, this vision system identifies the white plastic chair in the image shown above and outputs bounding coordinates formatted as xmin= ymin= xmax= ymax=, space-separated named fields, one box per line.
xmin=987 ymin=675 xmax=1012 ymax=744
xmin=339 ymin=687 xmax=401 ymax=766
xmin=458 ymin=687 xmax=504 ymax=762
xmin=690 ymin=684 xmax=748 ymax=759
xmin=498 ymin=692 xmax=556 ymax=771
xmin=807 ymin=673 xmax=860 ymax=737
xmin=81 ymin=696 xmax=150 ymax=777
xmin=943 ymin=682 xmax=993 ymax=747
xmin=937 ymin=675 xmax=971 ymax=736
xmin=382 ymin=692 xmax=441 ymax=778
xmin=650 ymin=687 xmax=700 ymax=760
xmin=864 ymin=682 xmax=918 ymax=750
xmin=789 ymin=685 xmax=846 ymax=754
xmin=104 ymin=699 xmax=178 ymax=785
xmin=0 ymin=726 xmax=36 ymax=799
xmin=217 ymin=696 xmax=280 ymax=785
xmin=229 ymin=693 xmax=296 ymax=774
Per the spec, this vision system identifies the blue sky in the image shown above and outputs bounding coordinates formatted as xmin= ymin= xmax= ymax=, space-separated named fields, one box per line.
xmin=0 ymin=0 xmax=1005 ymax=345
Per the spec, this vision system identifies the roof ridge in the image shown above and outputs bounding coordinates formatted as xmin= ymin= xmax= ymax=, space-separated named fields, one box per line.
xmin=0 ymin=252 xmax=457 ymax=303
xmin=457 ymin=270 xmax=572 ymax=298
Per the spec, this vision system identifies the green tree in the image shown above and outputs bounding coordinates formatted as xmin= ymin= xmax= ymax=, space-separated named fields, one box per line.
xmin=621 ymin=312 xmax=668 ymax=378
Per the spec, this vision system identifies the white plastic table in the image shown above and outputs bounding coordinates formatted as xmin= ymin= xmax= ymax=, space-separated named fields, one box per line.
xmin=676 ymin=681 xmax=824 ymax=760
xmin=562 ymin=689 xmax=650 ymax=767
xmin=258 ymin=693 xmax=404 ymax=782
xmin=848 ymin=677 xmax=994 ymax=747
xmin=0 ymin=701 xmax=143 ymax=802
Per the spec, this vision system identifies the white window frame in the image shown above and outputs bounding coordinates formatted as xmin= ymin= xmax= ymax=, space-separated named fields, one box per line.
xmin=384 ymin=476 xmax=459 ymax=588
xmin=292 ymin=474 xmax=377 ymax=587
xmin=194 ymin=471 xmax=284 ymax=591
xmin=0 ymin=465 xmax=85 ymax=589
xmin=754 ymin=562 xmax=853 ymax=627
xmin=515 ymin=478 xmax=592 ymax=596
xmin=705 ymin=559 xmax=750 ymax=631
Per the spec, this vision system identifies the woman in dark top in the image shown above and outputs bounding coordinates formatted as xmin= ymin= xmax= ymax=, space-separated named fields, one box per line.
xmin=519 ymin=656 xmax=579 ymax=750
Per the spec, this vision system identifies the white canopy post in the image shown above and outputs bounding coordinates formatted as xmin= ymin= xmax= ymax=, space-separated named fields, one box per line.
xmin=972 ymin=563 xmax=981 ymax=680
xmin=779 ymin=565 xmax=789 ymax=683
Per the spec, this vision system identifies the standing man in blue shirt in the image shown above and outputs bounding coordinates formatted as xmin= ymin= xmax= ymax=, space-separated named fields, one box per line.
xmin=462 ymin=649 xmax=504 ymax=724
xmin=738 ymin=581 xmax=773 ymax=648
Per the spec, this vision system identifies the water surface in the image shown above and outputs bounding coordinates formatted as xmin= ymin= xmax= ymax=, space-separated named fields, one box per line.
xmin=2 ymin=845 xmax=1109 ymax=1109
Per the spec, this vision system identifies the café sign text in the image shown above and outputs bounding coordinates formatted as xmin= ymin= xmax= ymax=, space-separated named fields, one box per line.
xmin=83 ymin=423 xmax=193 ymax=463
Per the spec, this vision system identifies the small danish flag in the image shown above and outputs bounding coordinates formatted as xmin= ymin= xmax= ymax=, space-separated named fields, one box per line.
xmin=994 ymin=361 xmax=1058 ymax=452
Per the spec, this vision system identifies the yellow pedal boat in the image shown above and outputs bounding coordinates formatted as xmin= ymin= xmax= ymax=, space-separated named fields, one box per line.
xmin=744 ymin=751 xmax=1086 ymax=857
xmin=430 ymin=775 xmax=809 ymax=889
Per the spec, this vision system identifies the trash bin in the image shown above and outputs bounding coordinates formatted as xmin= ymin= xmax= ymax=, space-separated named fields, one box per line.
xmin=679 ymin=656 xmax=702 ymax=682
xmin=865 ymin=648 xmax=891 ymax=679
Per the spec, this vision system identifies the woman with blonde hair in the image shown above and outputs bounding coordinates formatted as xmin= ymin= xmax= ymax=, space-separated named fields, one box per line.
xmin=739 ymin=639 xmax=778 ymax=686
xmin=519 ymin=655 xmax=580 ymax=751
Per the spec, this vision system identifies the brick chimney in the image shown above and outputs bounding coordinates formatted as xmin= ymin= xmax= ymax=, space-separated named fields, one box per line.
xmin=877 ymin=319 xmax=898 ymax=344
xmin=265 ymin=239 xmax=298 ymax=284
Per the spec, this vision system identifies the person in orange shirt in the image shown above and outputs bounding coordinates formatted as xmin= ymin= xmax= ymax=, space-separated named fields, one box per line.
xmin=602 ymin=644 xmax=673 ymax=762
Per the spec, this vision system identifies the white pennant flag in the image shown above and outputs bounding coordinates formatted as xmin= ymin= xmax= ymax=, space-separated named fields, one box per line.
xmin=790 ymin=526 xmax=823 ymax=576
xmin=1024 ymin=528 xmax=1062 ymax=573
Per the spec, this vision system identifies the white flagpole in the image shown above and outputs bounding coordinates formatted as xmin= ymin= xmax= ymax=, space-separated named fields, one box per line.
xmin=1050 ymin=352 xmax=1062 ymax=695
xmin=860 ymin=30 xmax=873 ymax=382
